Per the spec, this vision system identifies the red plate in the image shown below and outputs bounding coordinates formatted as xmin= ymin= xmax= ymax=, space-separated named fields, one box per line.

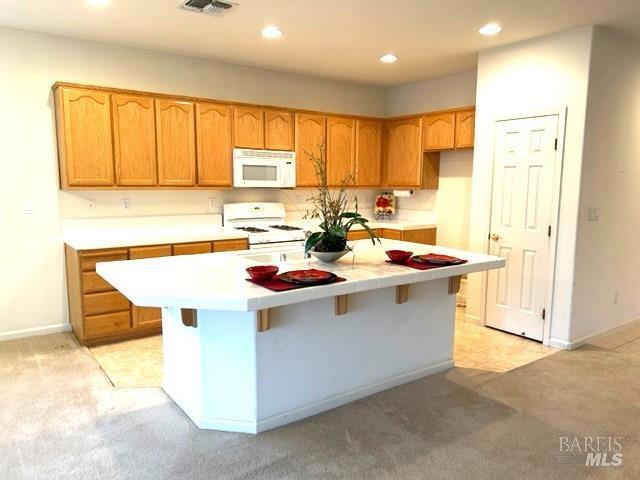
xmin=279 ymin=269 xmax=338 ymax=285
xmin=412 ymin=253 xmax=464 ymax=265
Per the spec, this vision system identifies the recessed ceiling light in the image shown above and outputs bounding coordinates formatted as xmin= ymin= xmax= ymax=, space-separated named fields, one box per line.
xmin=379 ymin=53 xmax=398 ymax=64
xmin=261 ymin=26 xmax=283 ymax=39
xmin=87 ymin=0 xmax=109 ymax=6
xmin=479 ymin=23 xmax=502 ymax=36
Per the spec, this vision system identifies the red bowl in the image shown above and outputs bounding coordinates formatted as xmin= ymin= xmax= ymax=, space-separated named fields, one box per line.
xmin=246 ymin=265 xmax=279 ymax=281
xmin=385 ymin=250 xmax=413 ymax=263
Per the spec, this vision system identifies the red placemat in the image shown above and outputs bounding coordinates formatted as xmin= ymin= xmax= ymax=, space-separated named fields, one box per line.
xmin=386 ymin=257 xmax=467 ymax=271
xmin=247 ymin=275 xmax=346 ymax=292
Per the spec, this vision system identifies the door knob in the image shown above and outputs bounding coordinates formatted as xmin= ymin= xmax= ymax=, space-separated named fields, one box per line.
xmin=490 ymin=233 xmax=502 ymax=241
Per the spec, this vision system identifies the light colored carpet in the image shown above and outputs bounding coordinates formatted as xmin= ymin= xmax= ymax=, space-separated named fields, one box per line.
xmin=1 ymin=325 xmax=639 ymax=480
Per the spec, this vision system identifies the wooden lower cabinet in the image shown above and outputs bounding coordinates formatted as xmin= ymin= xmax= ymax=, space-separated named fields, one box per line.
xmin=65 ymin=238 xmax=248 ymax=345
xmin=130 ymin=245 xmax=172 ymax=330
xmin=346 ymin=227 xmax=436 ymax=244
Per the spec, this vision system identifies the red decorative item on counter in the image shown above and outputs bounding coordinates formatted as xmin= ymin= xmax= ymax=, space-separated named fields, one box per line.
xmin=246 ymin=265 xmax=279 ymax=281
xmin=385 ymin=250 xmax=413 ymax=263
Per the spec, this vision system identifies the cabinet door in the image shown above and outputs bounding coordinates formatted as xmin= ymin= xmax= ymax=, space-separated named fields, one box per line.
xmin=130 ymin=245 xmax=172 ymax=330
xmin=355 ymin=119 xmax=382 ymax=187
xmin=264 ymin=110 xmax=294 ymax=151
xmin=234 ymin=106 xmax=264 ymax=149
xmin=112 ymin=94 xmax=157 ymax=186
xmin=155 ymin=99 xmax=196 ymax=186
xmin=196 ymin=102 xmax=233 ymax=186
xmin=455 ymin=110 xmax=475 ymax=149
xmin=402 ymin=228 xmax=437 ymax=245
xmin=326 ymin=117 xmax=355 ymax=186
xmin=385 ymin=118 xmax=423 ymax=188
xmin=423 ymin=113 xmax=455 ymax=151
xmin=56 ymin=87 xmax=114 ymax=187
xmin=295 ymin=113 xmax=326 ymax=187
xmin=212 ymin=238 xmax=249 ymax=252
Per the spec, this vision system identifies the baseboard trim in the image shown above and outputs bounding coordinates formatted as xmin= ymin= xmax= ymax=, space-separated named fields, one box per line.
xmin=256 ymin=359 xmax=454 ymax=433
xmin=0 ymin=323 xmax=71 ymax=343
xmin=549 ymin=317 xmax=640 ymax=350
xmin=463 ymin=312 xmax=483 ymax=325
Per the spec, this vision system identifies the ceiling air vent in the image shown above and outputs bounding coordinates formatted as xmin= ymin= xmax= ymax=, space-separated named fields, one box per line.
xmin=180 ymin=0 xmax=237 ymax=16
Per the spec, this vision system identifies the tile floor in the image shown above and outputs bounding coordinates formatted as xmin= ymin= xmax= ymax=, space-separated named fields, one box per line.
xmin=587 ymin=318 xmax=640 ymax=355
xmin=454 ymin=307 xmax=557 ymax=373
xmin=89 ymin=307 xmax=562 ymax=387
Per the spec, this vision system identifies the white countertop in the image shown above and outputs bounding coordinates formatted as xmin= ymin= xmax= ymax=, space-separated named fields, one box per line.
xmin=289 ymin=218 xmax=437 ymax=232
xmin=96 ymin=239 xmax=504 ymax=312
xmin=62 ymin=214 xmax=436 ymax=250
xmin=62 ymin=214 xmax=248 ymax=250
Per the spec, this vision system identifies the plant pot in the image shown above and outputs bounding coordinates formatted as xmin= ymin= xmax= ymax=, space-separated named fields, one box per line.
xmin=309 ymin=249 xmax=350 ymax=264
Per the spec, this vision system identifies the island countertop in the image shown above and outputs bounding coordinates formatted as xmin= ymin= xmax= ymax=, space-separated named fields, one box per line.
xmin=96 ymin=239 xmax=504 ymax=312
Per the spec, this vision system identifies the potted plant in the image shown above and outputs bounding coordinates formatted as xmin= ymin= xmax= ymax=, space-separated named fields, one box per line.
xmin=304 ymin=146 xmax=379 ymax=263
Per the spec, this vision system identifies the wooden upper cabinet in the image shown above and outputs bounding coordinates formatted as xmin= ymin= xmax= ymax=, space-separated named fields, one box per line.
xmin=55 ymin=87 xmax=114 ymax=187
xmin=355 ymin=119 xmax=382 ymax=187
xmin=111 ymin=94 xmax=157 ymax=186
xmin=295 ymin=113 xmax=326 ymax=187
xmin=455 ymin=109 xmax=475 ymax=149
xmin=326 ymin=117 xmax=355 ymax=186
xmin=423 ymin=112 xmax=455 ymax=151
xmin=234 ymin=106 xmax=264 ymax=149
xmin=264 ymin=109 xmax=294 ymax=151
xmin=196 ymin=102 xmax=233 ymax=187
xmin=385 ymin=118 xmax=424 ymax=188
xmin=155 ymin=99 xmax=196 ymax=186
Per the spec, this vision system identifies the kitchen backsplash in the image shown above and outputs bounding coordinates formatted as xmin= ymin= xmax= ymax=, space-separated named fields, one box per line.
xmin=59 ymin=188 xmax=436 ymax=222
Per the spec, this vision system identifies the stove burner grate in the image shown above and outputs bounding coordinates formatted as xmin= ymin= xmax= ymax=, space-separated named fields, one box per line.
xmin=269 ymin=225 xmax=303 ymax=231
xmin=235 ymin=226 xmax=269 ymax=233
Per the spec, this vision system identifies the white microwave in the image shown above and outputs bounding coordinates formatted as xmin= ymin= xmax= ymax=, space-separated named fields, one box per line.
xmin=233 ymin=148 xmax=296 ymax=188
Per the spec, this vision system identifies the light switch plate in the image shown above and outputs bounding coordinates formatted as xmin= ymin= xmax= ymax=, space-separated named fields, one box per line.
xmin=587 ymin=206 xmax=600 ymax=221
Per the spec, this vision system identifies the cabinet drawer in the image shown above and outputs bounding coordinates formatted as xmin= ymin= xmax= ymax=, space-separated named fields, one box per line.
xmin=212 ymin=238 xmax=249 ymax=252
xmin=84 ymin=311 xmax=131 ymax=338
xmin=380 ymin=229 xmax=403 ymax=241
xmin=130 ymin=245 xmax=172 ymax=259
xmin=80 ymin=249 xmax=128 ymax=272
xmin=84 ymin=291 xmax=130 ymax=316
xmin=172 ymin=242 xmax=212 ymax=256
xmin=347 ymin=230 xmax=372 ymax=241
xmin=82 ymin=271 xmax=115 ymax=294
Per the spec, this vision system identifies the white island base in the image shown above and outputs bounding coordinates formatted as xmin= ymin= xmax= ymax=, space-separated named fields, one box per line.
xmin=161 ymin=278 xmax=455 ymax=434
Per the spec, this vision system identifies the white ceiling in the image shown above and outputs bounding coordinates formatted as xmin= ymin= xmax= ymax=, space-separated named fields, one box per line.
xmin=1 ymin=0 xmax=640 ymax=87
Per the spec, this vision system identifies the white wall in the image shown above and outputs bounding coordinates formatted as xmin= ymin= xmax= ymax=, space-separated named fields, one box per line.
xmin=570 ymin=27 xmax=640 ymax=342
xmin=386 ymin=70 xmax=477 ymax=116
xmin=468 ymin=26 xmax=594 ymax=345
xmin=386 ymin=71 xmax=477 ymax=250
xmin=0 ymin=27 xmax=386 ymax=339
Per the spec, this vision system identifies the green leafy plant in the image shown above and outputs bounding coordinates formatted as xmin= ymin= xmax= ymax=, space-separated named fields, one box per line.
xmin=303 ymin=145 xmax=380 ymax=253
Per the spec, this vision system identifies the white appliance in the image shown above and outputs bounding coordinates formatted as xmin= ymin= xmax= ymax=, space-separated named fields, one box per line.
xmin=233 ymin=148 xmax=296 ymax=188
xmin=223 ymin=202 xmax=306 ymax=250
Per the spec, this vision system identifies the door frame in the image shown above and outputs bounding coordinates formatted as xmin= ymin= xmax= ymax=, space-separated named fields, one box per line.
xmin=482 ymin=107 xmax=567 ymax=345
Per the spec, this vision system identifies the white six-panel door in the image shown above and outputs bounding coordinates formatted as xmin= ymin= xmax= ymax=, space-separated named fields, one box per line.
xmin=485 ymin=115 xmax=559 ymax=341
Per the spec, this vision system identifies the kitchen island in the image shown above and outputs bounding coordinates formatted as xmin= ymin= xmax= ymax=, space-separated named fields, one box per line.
xmin=97 ymin=239 xmax=504 ymax=433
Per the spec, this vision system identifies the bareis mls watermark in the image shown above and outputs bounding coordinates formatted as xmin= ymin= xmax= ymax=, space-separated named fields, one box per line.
xmin=557 ymin=436 xmax=623 ymax=467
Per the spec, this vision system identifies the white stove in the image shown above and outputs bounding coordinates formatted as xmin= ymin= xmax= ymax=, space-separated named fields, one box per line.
xmin=223 ymin=202 xmax=307 ymax=250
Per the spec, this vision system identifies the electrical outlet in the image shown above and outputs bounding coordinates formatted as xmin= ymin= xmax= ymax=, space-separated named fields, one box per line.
xmin=587 ymin=206 xmax=600 ymax=221
xmin=208 ymin=198 xmax=219 ymax=213
xmin=122 ymin=198 xmax=130 ymax=210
